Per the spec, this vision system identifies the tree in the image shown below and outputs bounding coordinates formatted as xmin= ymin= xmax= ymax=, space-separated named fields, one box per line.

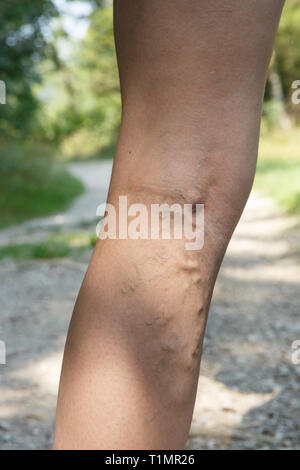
xmin=0 ymin=0 xmax=57 ymax=138
xmin=44 ymin=3 xmax=120 ymax=158
xmin=276 ymin=0 xmax=300 ymax=99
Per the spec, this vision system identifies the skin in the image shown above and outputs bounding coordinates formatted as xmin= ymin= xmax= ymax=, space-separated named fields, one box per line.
xmin=54 ymin=0 xmax=285 ymax=450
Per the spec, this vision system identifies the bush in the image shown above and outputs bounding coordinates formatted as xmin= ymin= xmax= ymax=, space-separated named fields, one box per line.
xmin=255 ymin=128 xmax=300 ymax=214
xmin=0 ymin=142 xmax=84 ymax=228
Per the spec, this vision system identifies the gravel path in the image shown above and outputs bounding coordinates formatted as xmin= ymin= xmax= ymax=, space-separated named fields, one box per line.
xmin=0 ymin=161 xmax=299 ymax=450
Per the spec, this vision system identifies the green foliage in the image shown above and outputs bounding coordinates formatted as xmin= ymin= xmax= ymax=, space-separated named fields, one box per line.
xmin=0 ymin=143 xmax=84 ymax=228
xmin=0 ymin=231 xmax=96 ymax=260
xmin=74 ymin=3 xmax=120 ymax=157
xmin=255 ymin=128 xmax=300 ymax=214
xmin=0 ymin=0 xmax=58 ymax=138
xmin=261 ymin=100 xmax=286 ymax=134
xmin=276 ymin=0 xmax=300 ymax=98
xmin=42 ymin=3 xmax=120 ymax=159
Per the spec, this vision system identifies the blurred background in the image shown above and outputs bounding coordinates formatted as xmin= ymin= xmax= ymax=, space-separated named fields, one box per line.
xmin=0 ymin=0 xmax=299 ymax=450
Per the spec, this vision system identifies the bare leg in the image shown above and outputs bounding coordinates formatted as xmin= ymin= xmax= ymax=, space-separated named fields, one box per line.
xmin=54 ymin=0 xmax=284 ymax=450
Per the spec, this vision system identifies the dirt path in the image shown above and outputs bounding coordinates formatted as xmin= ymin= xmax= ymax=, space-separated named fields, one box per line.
xmin=0 ymin=161 xmax=113 ymax=247
xmin=0 ymin=162 xmax=299 ymax=450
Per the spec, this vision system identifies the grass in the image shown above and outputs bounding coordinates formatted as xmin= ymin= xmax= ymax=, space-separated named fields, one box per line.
xmin=0 ymin=232 xmax=97 ymax=261
xmin=255 ymin=127 xmax=300 ymax=214
xmin=0 ymin=143 xmax=84 ymax=228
